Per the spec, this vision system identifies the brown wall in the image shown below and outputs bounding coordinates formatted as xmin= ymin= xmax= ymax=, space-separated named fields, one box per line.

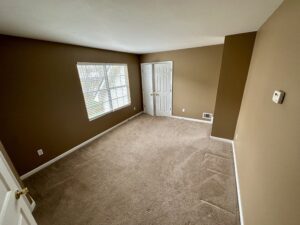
xmin=140 ymin=45 xmax=224 ymax=120
xmin=0 ymin=35 xmax=143 ymax=175
xmin=0 ymin=141 xmax=24 ymax=188
xmin=235 ymin=0 xmax=300 ymax=225
xmin=0 ymin=141 xmax=32 ymax=203
xmin=211 ymin=32 xmax=256 ymax=139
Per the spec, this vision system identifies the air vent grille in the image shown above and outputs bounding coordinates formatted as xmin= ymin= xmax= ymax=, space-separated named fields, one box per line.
xmin=202 ymin=112 xmax=213 ymax=121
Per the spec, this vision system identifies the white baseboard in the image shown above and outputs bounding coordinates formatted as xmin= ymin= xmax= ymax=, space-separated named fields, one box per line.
xmin=210 ymin=135 xmax=233 ymax=143
xmin=232 ymin=141 xmax=244 ymax=225
xmin=20 ymin=112 xmax=143 ymax=180
xmin=170 ymin=115 xmax=212 ymax=124
xmin=211 ymin=136 xmax=244 ymax=225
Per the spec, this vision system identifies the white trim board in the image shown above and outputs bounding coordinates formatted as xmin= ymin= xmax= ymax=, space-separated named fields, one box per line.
xmin=210 ymin=136 xmax=244 ymax=225
xmin=210 ymin=135 xmax=233 ymax=143
xmin=232 ymin=141 xmax=244 ymax=225
xmin=20 ymin=112 xmax=143 ymax=180
xmin=170 ymin=115 xmax=212 ymax=124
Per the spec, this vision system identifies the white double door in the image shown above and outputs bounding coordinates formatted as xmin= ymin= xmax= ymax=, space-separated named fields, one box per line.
xmin=0 ymin=142 xmax=37 ymax=225
xmin=141 ymin=61 xmax=172 ymax=117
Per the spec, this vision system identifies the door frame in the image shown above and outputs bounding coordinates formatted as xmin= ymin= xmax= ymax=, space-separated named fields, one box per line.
xmin=140 ymin=61 xmax=173 ymax=116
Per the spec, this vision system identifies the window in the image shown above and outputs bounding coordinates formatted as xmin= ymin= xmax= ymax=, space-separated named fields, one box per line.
xmin=76 ymin=63 xmax=131 ymax=120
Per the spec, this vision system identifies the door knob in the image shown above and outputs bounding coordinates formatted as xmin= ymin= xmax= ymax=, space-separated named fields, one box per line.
xmin=15 ymin=187 xmax=29 ymax=199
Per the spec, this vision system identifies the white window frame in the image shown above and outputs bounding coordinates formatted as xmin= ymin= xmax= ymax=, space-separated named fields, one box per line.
xmin=76 ymin=62 xmax=131 ymax=121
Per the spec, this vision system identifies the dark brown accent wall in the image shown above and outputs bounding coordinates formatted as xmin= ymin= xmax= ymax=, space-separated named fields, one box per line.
xmin=140 ymin=45 xmax=224 ymax=120
xmin=235 ymin=0 xmax=300 ymax=224
xmin=0 ymin=141 xmax=32 ymax=203
xmin=211 ymin=32 xmax=256 ymax=139
xmin=0 ymin=35 xmax=142 ymax=175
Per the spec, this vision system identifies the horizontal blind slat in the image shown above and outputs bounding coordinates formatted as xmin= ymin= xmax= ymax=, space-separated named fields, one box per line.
xmin=77 ymin=63 xmax=131 ymax=120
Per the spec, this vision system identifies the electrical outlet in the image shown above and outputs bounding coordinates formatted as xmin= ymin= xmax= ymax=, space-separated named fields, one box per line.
xmin=37 ymin=149 xmax=44 ymax=156
xmin=182 ymin=108 xmax=185 ymax=112
xmin=133 ymin=106 xmax=136 ymax=111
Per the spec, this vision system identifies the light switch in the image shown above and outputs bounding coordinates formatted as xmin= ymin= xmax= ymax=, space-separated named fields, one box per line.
xmin=272 ymin=90 xmax=285 ymax=104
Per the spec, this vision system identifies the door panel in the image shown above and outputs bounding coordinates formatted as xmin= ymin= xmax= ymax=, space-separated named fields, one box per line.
xmin=154 ymin=62 xmax=172 ymax=116
xmin=18 ymin=210 xmax=31 ymax=225
xmin=0 ymin=177 xmax=9 ymax=211
xmin=141 ymin=64 xmax=154 ymax=116
xmin=0 ymin=151 xmax=37 ymax=225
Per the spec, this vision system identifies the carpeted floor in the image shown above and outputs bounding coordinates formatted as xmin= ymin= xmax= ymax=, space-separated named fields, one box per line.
xmin=24 ymin=114 xmax=240 ymax=225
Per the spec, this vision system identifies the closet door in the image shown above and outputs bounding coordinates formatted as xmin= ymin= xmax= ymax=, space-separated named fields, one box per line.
xmin=154 ymin=62 xmax=172 ymax=116
xmin=141 ymin=63 xmax=154 ymax=116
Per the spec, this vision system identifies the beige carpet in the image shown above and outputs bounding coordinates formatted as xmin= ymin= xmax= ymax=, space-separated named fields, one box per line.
xmin=25 ymin=114 xmax=240 ymax=225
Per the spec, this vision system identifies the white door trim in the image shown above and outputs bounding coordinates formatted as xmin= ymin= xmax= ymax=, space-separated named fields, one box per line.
xmin=141 ymin=61 xmax=173 ymax=116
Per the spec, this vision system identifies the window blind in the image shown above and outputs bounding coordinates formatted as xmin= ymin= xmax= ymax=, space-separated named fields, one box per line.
xmin=76 ymin=63 xmax=131 ymax=120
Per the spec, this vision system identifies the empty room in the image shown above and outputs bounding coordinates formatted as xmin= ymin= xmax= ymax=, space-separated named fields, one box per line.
xmin=0 ymin=0 xmax=299 ymax=225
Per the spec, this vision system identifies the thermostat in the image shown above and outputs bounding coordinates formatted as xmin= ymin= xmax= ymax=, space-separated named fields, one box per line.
xmin=272 ymin=90 xmax=285 ymax=104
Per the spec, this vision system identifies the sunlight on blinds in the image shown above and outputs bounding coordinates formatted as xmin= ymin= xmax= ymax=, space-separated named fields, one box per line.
xmin=77 ymin=63 xmax=131 ymax=120
xmin=107 ymin=65 xmax=130 ymax=110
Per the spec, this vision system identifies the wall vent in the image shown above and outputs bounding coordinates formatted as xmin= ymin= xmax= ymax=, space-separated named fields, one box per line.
xmin=202 ymin=112 xmax=213 ymax=121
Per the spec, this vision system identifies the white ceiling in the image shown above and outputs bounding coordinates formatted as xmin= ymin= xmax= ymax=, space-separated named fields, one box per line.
xmin=0 ymin=0 xmax=283 ymax=54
